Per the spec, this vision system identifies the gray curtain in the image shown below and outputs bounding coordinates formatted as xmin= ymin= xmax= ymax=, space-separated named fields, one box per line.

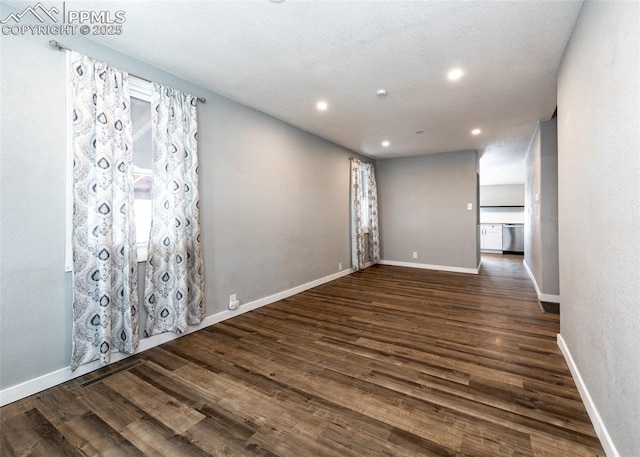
xmin=143 ymin=84 xmax=205 ymax=336
xmin=69 ymin=51 xmax=139 ymax=370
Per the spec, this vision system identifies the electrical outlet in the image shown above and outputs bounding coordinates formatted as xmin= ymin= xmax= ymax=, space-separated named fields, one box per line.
xmin=413 ymin=252 xmax=418 ymax=259
xmin=467 ymin=203 xmax=473 ymax=210
xmin=338 ymin=262 xmax=342 ymax=271
xmin=229 ymin=293 xmax=240 ymax=310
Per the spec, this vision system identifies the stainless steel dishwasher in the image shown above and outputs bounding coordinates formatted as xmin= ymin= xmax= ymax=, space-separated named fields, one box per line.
xmin=502 ymin=224 xmax=524 ymax=253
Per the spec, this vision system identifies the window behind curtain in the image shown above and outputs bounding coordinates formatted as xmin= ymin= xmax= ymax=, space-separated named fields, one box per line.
xmin=129 ymin=93 xmax=152 ymax=262
xmin=360 ymin=167 xmax=369 ymax=231
xmin=126 ymin=76 xmax=153 ymax=260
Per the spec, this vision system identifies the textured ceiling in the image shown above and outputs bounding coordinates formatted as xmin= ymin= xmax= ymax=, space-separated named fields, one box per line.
xmin=61 ymin=1 xmax=582 ymax=184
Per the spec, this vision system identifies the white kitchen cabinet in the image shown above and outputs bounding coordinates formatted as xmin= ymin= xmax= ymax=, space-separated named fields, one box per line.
xmin=481 ymin=224 xmax=503 ymax=251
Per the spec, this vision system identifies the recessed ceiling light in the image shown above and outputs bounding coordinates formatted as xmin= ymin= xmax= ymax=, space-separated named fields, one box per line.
xmin=381 ymin=140 xmax=390 ymax=147
xmin=447 ymin=68 xmax=464 ymax=81
xmin=376 ymin=89 xmax=387 ymax=97
xmin=471 ymin=128 xmax=482 ymax=135
xmin=316 ymin=101 xmax=328 ymax=111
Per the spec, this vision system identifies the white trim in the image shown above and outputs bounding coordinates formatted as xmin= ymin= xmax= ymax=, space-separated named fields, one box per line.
xmin=557 ymin=334 xmax=619 ymax=457
xmin=0 ymin=268 xmax=352 ymax=406
xmin=129 ymin=75 xmax=152 ymax=102
xmin=136 ymin=242 xmax=148 ymax=263
xmin=379 ymin=259 xmax=479 ymax=275
xmin=522 ymin=259 xmax=561 ymax=303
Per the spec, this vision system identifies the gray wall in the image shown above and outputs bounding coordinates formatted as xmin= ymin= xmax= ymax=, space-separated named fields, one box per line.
xmin=479 ymin=184 xmax=524 ymax=207
xmin=0 ymin=24 xmax=364 ymax=390
xmin=557 ymin=2 xmax=640 ymax=456
xmin=376 ymin=150 xmax=479 ymax=270
xmin=524 ymin=119 xmax=559 ymax=297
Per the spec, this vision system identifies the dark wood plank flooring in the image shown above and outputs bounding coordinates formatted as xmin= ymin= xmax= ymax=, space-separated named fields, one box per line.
xmin=1 ymin=254 xmax=605 ymax=456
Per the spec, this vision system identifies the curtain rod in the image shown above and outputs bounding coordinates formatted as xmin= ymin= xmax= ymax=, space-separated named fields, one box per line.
xmin=48 ymin=40 xmax=207 ymax=104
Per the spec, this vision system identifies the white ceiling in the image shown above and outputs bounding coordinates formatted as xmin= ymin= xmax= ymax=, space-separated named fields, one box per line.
xmin=63 ymin=1 xmax=581 ymax=184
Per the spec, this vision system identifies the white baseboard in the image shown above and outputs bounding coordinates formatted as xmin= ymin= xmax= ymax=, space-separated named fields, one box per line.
xmin=0 ymin=268 xmax=352 ymax=407
xmin=480 ymin=249 xmax=502 ymax=254
xmin=557 ymin=334 xmax=618 ymax=457
xmin=379 ymin=259 xmax=479 ymax=275
xmin=522 ymin=259 xmax=560 ymax=303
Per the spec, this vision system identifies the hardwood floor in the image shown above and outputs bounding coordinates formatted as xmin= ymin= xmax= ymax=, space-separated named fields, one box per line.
xmin=1 ymin=255 xmax=605 ymax=456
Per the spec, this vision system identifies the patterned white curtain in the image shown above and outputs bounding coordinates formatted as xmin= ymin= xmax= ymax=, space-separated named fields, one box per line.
xmin=365 ymin=163 xmax=381 ymax=264
xmin=351 ymin=159 xmax=381 ymax=270
xmin=69 ymin=51 xmax=139 ymax=370
xmin=350 ymin=158 xmax=365 ymax=270
xmin=144 ymin=84 xmax=204 ymax=336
